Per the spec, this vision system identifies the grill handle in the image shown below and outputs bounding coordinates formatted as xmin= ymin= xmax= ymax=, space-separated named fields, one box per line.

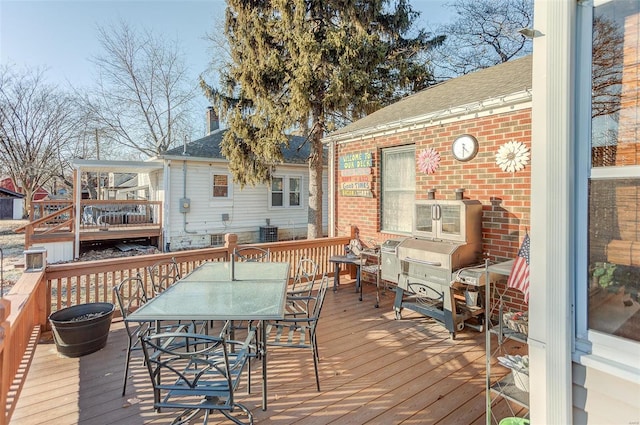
xmin=432 ymin=204 xmax=441 ymax=221
xmin=403 ymin=257 xmax=442 ymax=267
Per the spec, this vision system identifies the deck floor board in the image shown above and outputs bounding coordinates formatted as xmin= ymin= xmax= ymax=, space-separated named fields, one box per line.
xmin=11 ymin=280 xmax=527 ymax=424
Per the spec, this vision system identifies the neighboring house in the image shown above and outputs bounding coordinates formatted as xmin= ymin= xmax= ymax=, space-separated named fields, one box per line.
xmin=154 ymin=108 xmax=328 ymax=250
xmin=324 ymin=0 xmax=640 ymax=422
xmin=0 ymin=177 xmax=49 ymax=201
xmin=0 ymin=187 xmax=25 ymax=219
xmin=70 ymin=112 xmax=328 ymax=257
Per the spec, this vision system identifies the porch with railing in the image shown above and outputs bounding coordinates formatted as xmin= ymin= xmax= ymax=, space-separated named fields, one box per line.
xmin=1 ymin=233 xmax=526 ymax=424
xmin=18 ymin=200 xmax=163 ymax=253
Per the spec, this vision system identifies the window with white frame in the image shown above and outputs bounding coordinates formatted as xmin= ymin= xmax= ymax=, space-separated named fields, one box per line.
xmin=381 ymin=145 xmax=415 ymax=233
xmin=586 ymin=0 xmax=640 ymax=344
xmin=270 ymin=175 xmax=302 ymax=208
xmin=212 ymin=173 xmax=232 ymax=199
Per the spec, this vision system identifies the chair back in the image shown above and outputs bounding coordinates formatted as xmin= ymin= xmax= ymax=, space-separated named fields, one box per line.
xmin=233 ymin=246 xmax=270 ymax=262
xmin=113 ymin=274 xmax=148 ymax=320
xmin=291 ymin=258 xmax=318 ymax=294
xmin=140 ymin=331 xmax=254 ymax=423
xmin=310 ymin=274 xmax=329 ymax=321
xmin=113 ymin=274 xmax=151 ymax=344
xmin=147 ymin=257 xmax=181 ymax=296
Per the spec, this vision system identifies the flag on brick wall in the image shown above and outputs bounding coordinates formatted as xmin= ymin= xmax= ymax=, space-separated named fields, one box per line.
xmin=507 ymin=233 xmax=530 ymax=303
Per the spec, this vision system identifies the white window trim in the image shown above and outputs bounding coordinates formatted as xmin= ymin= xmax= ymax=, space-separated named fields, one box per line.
xmin=269 ymin=174 xmax=304 ymax=209
xmin=381 ymin=145 xmax=415 ymax=234
xmin=210 ymin=171 xmax=233 ymax=201
xmin=574 ymin=0 xmax=640 ymax=379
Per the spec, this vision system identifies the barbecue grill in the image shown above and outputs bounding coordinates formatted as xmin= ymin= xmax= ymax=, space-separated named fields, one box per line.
xmin=391 ymin=197 xmax=483 ymax=338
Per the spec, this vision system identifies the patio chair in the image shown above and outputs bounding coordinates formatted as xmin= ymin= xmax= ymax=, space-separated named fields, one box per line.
xmin=147 ymin=257 xmax=182 ymax=297
xmin=286 ymin=257 xmax=319 ymax=316
xmin=113 ymin=274 xmax=191 ymax=397
xmin=264 ymin=274 xmax=329 ymax=391
xmin=229 ymin=246 xmax=270 ymax=337
xmin=232 ymin=247 xmax=270 ymax=262
xmin=113 ymin=274 xmax=152 ymax=396
xmin=82 ymin=205 xmax=96 ymax=225
xmin=147 ymin=257 xmax=208 ymax=334
xmin=140 ymin=328 xmax=255 ymax=425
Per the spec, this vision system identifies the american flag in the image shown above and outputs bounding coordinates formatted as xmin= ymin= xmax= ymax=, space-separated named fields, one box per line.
xmin=507 ymin=233 xmax=530 ymax=303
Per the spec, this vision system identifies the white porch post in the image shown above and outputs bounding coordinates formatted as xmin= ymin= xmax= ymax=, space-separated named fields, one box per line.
xmin=327 ymin=141 xmax=336 ymax=237
xmin=74 ymin=166 xmax=81 ymax=260
xmin=529 ymin=0 xmax=576 ymax=423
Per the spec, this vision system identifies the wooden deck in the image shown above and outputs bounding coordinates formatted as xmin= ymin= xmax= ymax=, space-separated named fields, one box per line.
xmin=10 ymin=281 xmax=527 ymax=425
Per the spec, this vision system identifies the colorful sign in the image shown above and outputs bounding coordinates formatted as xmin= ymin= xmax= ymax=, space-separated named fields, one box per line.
xmin=339 ymin=152 xmax=373 ymax=170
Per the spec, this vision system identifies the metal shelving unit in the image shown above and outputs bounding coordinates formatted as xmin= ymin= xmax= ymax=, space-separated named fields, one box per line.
xmin=485 ymin=259 xmax=530 ymax=425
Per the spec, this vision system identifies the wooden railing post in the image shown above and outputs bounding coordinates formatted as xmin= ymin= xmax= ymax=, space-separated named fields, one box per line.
xmin=225 ymin=233 xmax=238 ymax=260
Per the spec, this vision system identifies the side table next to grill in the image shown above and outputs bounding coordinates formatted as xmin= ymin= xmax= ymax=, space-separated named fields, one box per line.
xmin=329 ymin=255 xmax=366 ymax=300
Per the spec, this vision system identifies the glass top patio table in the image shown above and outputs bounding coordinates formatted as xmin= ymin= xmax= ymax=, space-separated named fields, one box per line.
xmin=125 ymin=261 xmax=290 ymax=411
xmin=126 ymin=261 xmax=290 ymax=322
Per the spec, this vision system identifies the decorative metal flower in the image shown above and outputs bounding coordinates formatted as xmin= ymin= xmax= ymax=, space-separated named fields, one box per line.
xmin=496 ymin=141 xmax=530 ymax=172
xmin=417 ymin=147 xmax=441 ymax=174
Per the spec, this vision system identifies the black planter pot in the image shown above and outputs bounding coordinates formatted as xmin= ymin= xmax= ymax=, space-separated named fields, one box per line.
xmin=48 ymin=302 xmax=115 ymax=357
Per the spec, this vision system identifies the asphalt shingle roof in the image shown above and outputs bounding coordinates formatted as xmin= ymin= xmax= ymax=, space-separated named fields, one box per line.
xmin=163 ymin=130 xmax=319 ymax=165
xmin=328 ymin=55 xmax=532 ymax=139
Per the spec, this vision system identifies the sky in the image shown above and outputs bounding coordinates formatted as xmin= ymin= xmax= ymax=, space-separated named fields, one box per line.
xmin=0 ymin=0 xmax=454 ymax=136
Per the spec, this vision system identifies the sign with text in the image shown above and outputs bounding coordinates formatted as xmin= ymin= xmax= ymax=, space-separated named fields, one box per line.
xmin=338 ymin=151 xmax=374 ymax=197
xmin=340 ymin=189 xmax=373 ymax=197
xmin=339 ymin=152 xmax=373 ymax=170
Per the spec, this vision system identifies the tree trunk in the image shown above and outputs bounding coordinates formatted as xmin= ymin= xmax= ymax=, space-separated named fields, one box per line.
xmin=307 ymin=108 xmax=324 ymax=239
xmin=23 ymin=187 xmax=34 ymax=219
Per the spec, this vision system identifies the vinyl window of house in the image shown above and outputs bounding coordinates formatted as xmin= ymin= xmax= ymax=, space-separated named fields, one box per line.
xmin=211 ymin=173 xmax=232 ymax=199
xmin=289 ymin=177 xmax=301 ymax=206
xmin=581 ymin=0 xmax=640 ymax=353
xmin=270 ymin=175 xmax=302 ymax=208
xmin=381 ymin=145 xmax=415 ymax=233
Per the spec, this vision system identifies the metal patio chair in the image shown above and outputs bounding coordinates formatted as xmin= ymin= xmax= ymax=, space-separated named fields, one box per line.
xmin=147 ymin=257 xmax=209 ymax=334
xmin=147 ymin=257 xmax=182 ymax=297
xmin=264 ymin=274 xmax=329 ymax=391
xmin=140 ymin=327 xmax=255 ymax=425
xmin=286 ymin=257 xmax=319 ymax=317
xmin=113 ymin=274 xmax=192 ymax=396
xmin=232 ymin=247 xmax=270 ymax=262
xmin=113 ymin=274 xmax=153 ymax=396
xmin=229 ymin=246 xmax=271 ymax=337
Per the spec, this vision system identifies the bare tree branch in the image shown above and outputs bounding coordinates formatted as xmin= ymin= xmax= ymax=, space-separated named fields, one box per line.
xmin=83 ymin=20 xmax=198 ymax=158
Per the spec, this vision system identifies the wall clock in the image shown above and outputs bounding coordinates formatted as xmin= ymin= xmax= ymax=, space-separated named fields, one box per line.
xmin=451 ymin=134 xmax=479 ymax=162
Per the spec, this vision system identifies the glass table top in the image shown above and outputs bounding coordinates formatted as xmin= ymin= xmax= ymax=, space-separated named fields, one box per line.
xmin=126 ymin=261 xmax=290 ymax=321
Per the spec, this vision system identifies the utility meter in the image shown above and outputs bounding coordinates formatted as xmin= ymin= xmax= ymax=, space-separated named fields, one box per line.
xmin=179 ymin=198 xmax=191 ymax=213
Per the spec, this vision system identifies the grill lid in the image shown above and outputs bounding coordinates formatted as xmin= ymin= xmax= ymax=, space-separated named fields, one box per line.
xmin=397 ymin=238 xmax=463 ymax=256
xmin=397 ymin=238 xmax=466 ymax=270
xmin=381 ymin=238 xmax=406 ymax=253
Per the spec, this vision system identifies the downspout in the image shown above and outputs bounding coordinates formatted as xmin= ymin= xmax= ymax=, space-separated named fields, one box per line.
xmin=163 ymin=160 xmax=171 ymax=251
xmin=183 ymin=160 xmax=196 ymax=234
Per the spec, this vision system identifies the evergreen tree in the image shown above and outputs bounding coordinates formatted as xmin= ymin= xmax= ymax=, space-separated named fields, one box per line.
xmin=201 ymin=0 xmax=442 ymax=238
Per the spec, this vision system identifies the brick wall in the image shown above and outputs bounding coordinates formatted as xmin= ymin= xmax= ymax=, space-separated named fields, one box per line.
xmin=333 ymin=108 xmax=532 ymax=308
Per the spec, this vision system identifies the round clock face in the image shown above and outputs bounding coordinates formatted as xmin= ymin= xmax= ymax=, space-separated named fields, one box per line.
xmin=452 ymin=134 xmax=479 ymax=162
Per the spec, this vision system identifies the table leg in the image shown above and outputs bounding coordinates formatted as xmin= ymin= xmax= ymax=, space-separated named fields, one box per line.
xmin=357 ymin=265 xmax=363 ymax=301
xmin=333 ymin=263 xmax=340 ymax=292
xmin=261 ymin=321 xmax=267 ymax=410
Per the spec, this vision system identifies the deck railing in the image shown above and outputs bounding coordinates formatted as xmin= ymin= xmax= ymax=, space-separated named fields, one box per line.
xmin=19 ymin=200 xmax=163 ymax=250
xmin=0 ymin=230 xmax=355 ymax=425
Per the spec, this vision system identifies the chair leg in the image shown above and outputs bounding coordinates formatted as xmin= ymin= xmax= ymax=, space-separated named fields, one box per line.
xmin=312 ymin=339 xmax=321 ymax=392
xmin=122 ymin=337 xmax=133 ymax=396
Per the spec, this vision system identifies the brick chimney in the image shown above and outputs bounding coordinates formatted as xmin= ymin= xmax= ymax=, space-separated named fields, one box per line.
xmin=206 ymin=106 xmax=219 ymax=135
